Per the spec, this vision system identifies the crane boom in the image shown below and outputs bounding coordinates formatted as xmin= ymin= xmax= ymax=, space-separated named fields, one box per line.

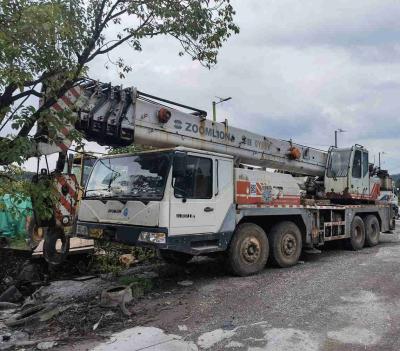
xmin=37 ymin=81 xmax=327 ymax=176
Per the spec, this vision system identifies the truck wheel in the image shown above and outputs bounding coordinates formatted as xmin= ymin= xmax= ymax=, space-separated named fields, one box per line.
xmin=227 ymin=223 xmax=269 ymax=276
xmin=364 ymin=215 xmax=380 ymax=247
xmin=159 ymin=250 xmax=193 ymax=265
xmin=347 ymin=216 xmax=365 ymax=250
xmin=270 ymin=221 xmax=302 ymax=268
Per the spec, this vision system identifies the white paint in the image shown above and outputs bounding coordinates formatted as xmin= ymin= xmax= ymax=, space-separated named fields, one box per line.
xmin=225 ymin=340 xmax=245 ymax=348
xmin=249 ymin=328 xmax=319 ymax=351
xmin=328 ymin=290 xmax=390 ymax=346
xmin=91 ymin=327 xmax=198 ymax=351
xmin=328 ymin=327 xmax=379 ymax=346
xmin=339 ymin=290 xmax=378 ymax=303
xmin=375 ymin=246 xmax=400 ymax=263
xmin=197 ymin=329 xmax=236 ymax=349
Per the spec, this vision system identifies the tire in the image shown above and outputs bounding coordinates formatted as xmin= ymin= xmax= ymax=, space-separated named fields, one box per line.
xmin=159 ymin=250 xmax=193 ymax=265
xmin=347 ymin=216 xmax=365 ymax=250
xmin=43 ymin=226 xmax=70 ymax=266
xmin=364 ymin=215 xmax=380 ymax=247
xmin=227 ymin=223 xmax=269 ymax=276
xmin=269 ymin=221 xmax=302 ymax=268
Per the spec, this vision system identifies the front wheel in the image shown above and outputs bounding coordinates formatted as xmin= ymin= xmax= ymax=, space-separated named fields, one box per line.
xmin=227 ymin=223 xmax=269 ymax=276
xmin=270 ymin=221 xmax=302 ymax=268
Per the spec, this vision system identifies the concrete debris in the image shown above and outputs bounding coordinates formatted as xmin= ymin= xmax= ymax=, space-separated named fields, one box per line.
xmin=0 ymin=331 xmax=31 ymax=351
xmin=101 ymin=286 xmax=133 ymax=316
xmin=93 ymin=315 xmax=103 ymax=331
xmin=0 ymin=286 xmax=23 ymax=303
xmin=5 ymin=303 xmax=60 ymax=327
xmin=72 ymin=275 xmax=97 ymax=282
xmin=37 ymin=341 xmax=58 ymax=350
xmin=0 ymin=302 xmax=18 ymax=311
xmin=177 ymin=280 xmax=193 ymax=287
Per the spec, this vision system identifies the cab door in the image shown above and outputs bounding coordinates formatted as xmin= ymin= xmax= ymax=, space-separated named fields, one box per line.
xmin=169 ymin=153 xmax=216 ymax=236
xmin=349 ymin=148 xmax=370 ymax=197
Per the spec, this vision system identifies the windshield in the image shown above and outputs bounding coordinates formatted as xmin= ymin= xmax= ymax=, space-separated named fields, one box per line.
xmin=85 ymin=153 xmax=172 ymax=200
xmin=326 ymin=149 xmax=352 ymax=178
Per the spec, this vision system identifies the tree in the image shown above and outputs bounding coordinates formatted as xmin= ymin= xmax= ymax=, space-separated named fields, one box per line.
xmin=0 ymin=0 xmax=239 ymax=220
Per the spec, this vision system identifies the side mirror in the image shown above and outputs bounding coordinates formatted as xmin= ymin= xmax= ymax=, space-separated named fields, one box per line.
xmin=173 ymin=153 xmax=187 ymax=178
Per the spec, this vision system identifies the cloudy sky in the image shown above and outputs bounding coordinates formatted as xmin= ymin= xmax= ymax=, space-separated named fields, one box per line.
xmin=25 ymin=0 xmax=400 ymax=173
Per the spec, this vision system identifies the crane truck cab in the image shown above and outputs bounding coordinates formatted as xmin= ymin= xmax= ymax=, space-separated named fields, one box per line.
xmin=325 ymin=145 xmax=380 ymax=202
xmin=76 ymin=147 xmax=235 ymax=254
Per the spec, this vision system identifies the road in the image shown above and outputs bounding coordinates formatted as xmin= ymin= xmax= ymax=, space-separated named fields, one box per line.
xmin=73 ymin=224 xmax=400 ymax=351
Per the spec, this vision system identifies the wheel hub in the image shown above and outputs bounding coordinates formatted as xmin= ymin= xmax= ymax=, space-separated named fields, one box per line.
xmin=281 ymin=233 xmax=297 ymax=257
xmin=241 ymin=236 xmax=261 ymax=263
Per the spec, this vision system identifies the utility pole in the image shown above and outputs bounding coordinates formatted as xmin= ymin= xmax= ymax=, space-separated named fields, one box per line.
xmin=212 ymin=96 xmax=232 ymax=122
xmin=378 ymin=151 xmax=385 ymax=169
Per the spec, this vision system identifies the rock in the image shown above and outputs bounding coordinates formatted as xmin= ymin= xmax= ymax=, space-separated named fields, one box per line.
xmin=37 ymin=341 xmax=58 ymax=350
xmin=0 ymin=286 xmax=23 ymax=303
xmin=177 ymin=280 xmax=193 ymax=287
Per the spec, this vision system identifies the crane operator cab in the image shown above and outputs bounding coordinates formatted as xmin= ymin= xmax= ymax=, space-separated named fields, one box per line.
xmin=325 ymin=145 xmax=380 ymax=203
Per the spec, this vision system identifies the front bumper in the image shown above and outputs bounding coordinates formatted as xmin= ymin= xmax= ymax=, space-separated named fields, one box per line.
xmin=76 ymin=221 xmax=168 ymax=248
xmin=75 ymin=221 xmax=233 ymax=255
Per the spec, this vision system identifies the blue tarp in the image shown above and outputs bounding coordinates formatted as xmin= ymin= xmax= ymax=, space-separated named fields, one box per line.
xmin=0 ymin=195 xmax=33 ymax=238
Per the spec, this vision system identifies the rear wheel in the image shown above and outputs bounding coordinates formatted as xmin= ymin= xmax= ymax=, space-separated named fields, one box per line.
xmin=364 ymin=215 xmax=380 ymax=247
xmin=158 ymin=250 xmax=193 ymax=265
xmin=227 ymin=223 xmax=269 ymax=276
xmin=347 ymin=216 xmax=365 ymax=250
xmin=270 ymin=221 xmax=302 ymax=268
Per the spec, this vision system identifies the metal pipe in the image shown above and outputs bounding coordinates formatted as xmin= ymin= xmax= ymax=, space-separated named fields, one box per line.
xmin=137 ymin=91 xmax=207 ymax=117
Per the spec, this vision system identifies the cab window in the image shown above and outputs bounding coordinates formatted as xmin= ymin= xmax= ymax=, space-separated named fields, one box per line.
xmin=174 ymin=156 xmax=212 ymax=199
xmin=362 ymin=152 xmax=369 ymax=178
xmin=352 ymin=150 xmax=362 ymax=178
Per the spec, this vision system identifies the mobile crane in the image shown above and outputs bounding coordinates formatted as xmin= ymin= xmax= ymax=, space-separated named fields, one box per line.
xmin=33 ymin=80 xmax=394 ymax=275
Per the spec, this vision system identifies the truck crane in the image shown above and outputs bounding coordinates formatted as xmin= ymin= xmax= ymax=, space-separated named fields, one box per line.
xmin=32 ymin=79 xmax=394 ymax=275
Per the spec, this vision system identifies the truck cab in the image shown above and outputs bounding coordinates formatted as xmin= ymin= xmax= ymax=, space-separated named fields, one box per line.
xmin=325 ymin=145 xmax=379 ymax=202
xmin=76 ymin=147 xmax=235 ymax=254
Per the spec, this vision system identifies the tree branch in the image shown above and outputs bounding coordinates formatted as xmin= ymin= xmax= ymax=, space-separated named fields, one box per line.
xmin=87 ymin=12 xmax=154 ymax=62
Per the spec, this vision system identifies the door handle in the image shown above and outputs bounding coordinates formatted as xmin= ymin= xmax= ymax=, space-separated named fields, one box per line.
xmin=204 ymin=207 xmax=214 ymax=212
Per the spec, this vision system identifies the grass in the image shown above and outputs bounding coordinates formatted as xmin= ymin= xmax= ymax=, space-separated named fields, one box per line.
xmin=90 ymin=241 xmax=156 ymax=276
xmin=118 ymin=276 xmax=154 ymax=298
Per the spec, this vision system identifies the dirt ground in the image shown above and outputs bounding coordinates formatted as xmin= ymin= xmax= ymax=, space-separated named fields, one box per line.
xmin=2 ymin=223 xmax=400 ymax=350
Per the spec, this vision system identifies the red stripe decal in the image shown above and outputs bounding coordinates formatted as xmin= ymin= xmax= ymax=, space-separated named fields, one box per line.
xmin=52 ymin=103 xmax=62 ymax=112
xmin=61 ymin=95 xmax=73 ymax=107
xmin=70 ymin=87 xmax=80 ymax=98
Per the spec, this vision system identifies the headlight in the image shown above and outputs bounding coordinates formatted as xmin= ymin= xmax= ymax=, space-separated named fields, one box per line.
xmin=76 ymin=224 xmax=88 ymax=236
xmin=138 ymin=232 xmax=166 ymax=244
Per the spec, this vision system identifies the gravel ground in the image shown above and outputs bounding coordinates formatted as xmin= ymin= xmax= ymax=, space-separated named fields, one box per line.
xmin=58 ymin=221 xmax=400 ymax=351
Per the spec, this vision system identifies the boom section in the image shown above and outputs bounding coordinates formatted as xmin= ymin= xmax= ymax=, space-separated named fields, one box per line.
xmin=39 ymin=82 xmax=327 ymax=176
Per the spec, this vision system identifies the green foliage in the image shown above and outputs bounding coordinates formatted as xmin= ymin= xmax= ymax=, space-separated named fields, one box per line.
xmin=119 ymin=276 xmax=154 ymax=298
xmin=91 ymin=240 xmax=155 ymax=275
xmin=0 ymin=166 xmax=58 ymax=221
xmin=107 ymin=144 xmax=154 ymax=155
xmin=0 ymin=0 xmax=239 ymax=222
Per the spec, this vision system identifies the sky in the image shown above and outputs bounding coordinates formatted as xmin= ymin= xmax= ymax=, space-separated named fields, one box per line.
xmin=22 ymin=0 xmax=400 ymax=173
